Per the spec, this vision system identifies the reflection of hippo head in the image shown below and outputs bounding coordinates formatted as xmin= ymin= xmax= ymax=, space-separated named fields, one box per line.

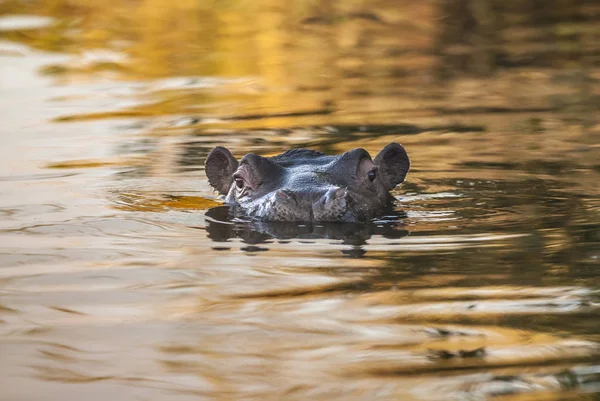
xmin=205 ymin=143 xmax=410 ymax=222
xmin=204 ymin=205 xmax=409 ymax=258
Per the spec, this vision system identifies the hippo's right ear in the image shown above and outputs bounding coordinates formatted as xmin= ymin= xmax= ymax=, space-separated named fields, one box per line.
xmin=205 ymin=147 xmax=239 ymax=195
xmin=374 ymin=142 xmax=410 ymax=190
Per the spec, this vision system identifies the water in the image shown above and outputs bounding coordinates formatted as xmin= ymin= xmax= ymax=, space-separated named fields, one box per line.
xmin=1 ymin=1 xmax=599 ymax=400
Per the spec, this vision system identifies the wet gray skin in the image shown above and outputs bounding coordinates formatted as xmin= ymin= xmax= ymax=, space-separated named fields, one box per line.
xmin=205 ymin=143 xmax=410 ymax=222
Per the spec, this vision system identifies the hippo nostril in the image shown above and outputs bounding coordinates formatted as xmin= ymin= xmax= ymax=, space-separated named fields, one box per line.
xmin=275 ymin=189 xmax=297 ymax=205
xmin=322 ymin=187 xmax=347 ymax=204
xmin=313 ymin=187 xmax=349 ymax=221
xmin=334 ymin=187 xmax=347 ymax=199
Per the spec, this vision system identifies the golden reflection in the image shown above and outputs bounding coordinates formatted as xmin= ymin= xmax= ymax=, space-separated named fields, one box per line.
xmin=114 ymin=192 xmax=221 ymax=212
xmin=51 ymin=111 xmax=153 ymax=122
xmin=1 ymin=1 xmax=600 ymax=400
xmin=45 ymin=157 xmax=143 ymax=169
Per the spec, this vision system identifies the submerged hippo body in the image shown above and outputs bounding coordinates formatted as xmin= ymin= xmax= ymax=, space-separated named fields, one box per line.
xmin=205 ymin=143 xmax=410 ymax=222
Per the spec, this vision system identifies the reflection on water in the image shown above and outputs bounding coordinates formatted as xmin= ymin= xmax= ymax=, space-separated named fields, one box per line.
xmin=1 ymin=0 xmax=600 ymax=400
xmin=205 ymin=205 xmax=410 ymax=257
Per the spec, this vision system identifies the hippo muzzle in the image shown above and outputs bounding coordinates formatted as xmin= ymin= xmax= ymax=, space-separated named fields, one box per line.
xmin=239 ymin=186 xmax=349 ymax=221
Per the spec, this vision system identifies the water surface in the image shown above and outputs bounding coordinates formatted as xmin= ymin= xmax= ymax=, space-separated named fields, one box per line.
xmin=1 ymin=1 xmax=599 ymax=400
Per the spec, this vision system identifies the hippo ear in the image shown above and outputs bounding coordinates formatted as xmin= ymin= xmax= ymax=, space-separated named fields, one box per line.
xmin=205 ymin=147 xmax=239 ymax=195
xmin=374 ymin=142 xmax=410 ymax=190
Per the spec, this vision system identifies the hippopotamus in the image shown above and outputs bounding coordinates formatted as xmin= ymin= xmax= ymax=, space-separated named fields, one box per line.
xmin=205 ymin=143 xmax=409 ymax=222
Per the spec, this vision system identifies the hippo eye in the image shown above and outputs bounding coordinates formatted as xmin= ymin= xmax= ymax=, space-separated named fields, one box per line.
xmin=234 ymin=177 xmax=245 ymax=189
xmin=368 ymin=169 xmax=377 ymax=182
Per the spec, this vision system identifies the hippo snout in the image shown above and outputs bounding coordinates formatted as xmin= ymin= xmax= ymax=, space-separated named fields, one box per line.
xmin=264 ymin=187 xmax=349 ymax=221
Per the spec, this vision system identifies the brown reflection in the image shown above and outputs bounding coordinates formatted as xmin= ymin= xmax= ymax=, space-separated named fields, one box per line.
xmin=204 ymin=204 xmax=409 ymax=257
xmin=153 ymin=277 xmax=599 ymax=399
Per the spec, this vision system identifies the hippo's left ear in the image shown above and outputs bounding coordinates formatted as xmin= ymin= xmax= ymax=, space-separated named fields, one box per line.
xmin=205 ymin=146 xmax=239 ymax=195
xmin=374 ymin=142 xmax=410 ymax=190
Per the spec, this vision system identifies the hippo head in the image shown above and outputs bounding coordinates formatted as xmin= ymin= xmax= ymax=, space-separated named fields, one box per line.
xmin=205 ymin=143 xmax=410 ymax=222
